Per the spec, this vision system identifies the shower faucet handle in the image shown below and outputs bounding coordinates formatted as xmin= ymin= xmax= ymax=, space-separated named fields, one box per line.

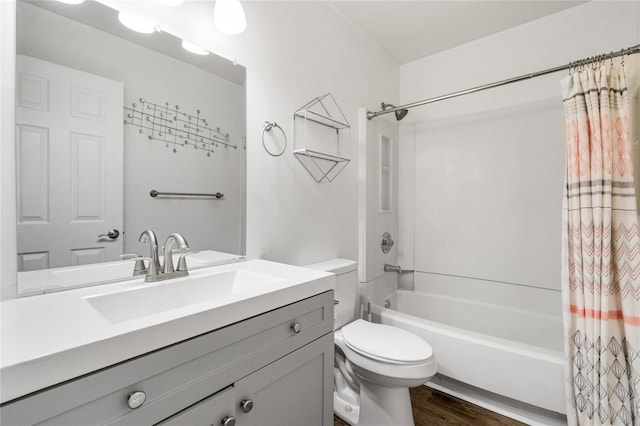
xmin=381 ymin=232 xmax=394 ymax=253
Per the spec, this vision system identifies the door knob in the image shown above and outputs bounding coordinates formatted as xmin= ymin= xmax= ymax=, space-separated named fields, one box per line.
xmin=98 ymin=229 xmax=120 ymax=239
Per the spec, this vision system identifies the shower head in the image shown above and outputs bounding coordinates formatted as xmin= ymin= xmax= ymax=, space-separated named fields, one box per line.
xmin=381 ymin=102 xmax=409 ymax=121
xmin=394 ymin=108 xmax=408 ymax=121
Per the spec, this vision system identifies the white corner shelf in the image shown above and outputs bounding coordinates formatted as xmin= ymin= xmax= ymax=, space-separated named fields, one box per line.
xmin=293 ymin=93 xmax=350 ymax=183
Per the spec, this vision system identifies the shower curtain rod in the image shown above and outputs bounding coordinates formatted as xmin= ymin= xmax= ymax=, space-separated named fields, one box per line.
xmin=367 ymin=43 xmax=640 ymax=120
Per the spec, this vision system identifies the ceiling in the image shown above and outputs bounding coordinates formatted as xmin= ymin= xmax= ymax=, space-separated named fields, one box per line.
xmin=328 ymin=1 xmax=587 ymax=64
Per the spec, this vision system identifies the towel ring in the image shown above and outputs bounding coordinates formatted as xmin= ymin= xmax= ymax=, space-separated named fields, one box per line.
xmin=262 ymin=121 xmax=287 ymax=157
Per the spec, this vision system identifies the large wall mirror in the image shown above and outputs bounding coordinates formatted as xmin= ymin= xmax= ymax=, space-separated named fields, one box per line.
xmin=15 ymin=0 xmax=246 ymax=295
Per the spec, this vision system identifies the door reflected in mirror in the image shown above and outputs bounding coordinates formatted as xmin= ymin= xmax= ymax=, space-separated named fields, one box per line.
xmin=15 ymin=0 xmax=246 ymax=295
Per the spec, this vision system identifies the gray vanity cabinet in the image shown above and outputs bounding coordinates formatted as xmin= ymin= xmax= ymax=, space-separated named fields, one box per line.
xmin=234 ymin=333 xmax=332 ymax=426
xmin=0 ymin=291 xmax=334 ymax=426
xmin=156 ymin=386 xmax=236 ymax=426
xmin=159 ymin=334 xmax=332 ymax=426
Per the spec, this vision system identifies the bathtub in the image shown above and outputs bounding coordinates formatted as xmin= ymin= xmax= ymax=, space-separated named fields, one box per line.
xmin=372 ymin=288 xmax=566 ymax=415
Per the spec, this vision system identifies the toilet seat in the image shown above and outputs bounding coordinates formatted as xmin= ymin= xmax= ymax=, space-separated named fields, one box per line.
xmin=335 ymin=321 xmax=437 ymax=386
xmin=341 ymin=319 xmax=432 ymax=364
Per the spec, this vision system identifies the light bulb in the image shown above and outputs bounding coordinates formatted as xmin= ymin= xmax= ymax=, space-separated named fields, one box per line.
xmin=154 ymin=0 xmax=184 ymax=6
xmin=181 ymin=40 xmax=210 ymax=56
xmin=118 ymin=12 xmax=157 ymax=34
xmin=214 ymin=0 xmax=247 ymax=35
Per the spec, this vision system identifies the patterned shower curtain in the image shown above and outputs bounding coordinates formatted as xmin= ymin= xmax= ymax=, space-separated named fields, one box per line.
xmin=561 ymin=62 xmax=640 ymax=425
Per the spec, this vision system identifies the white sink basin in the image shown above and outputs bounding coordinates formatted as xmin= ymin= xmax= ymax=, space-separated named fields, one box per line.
xmin=85 ymin=269 xmax=283 ymax=323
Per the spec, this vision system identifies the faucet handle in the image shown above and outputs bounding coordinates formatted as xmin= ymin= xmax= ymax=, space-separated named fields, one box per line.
xmin=120 ymin=254 xmax=148 ymax=276
xmin=177 ymin=251 xmax=200 ymax=272
xmin=120 ymin=253 xmax=142 ymax=260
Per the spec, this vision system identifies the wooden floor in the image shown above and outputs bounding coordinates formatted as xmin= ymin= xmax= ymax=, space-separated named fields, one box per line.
xmin=333 ymin=386 xmax=527 ymax=426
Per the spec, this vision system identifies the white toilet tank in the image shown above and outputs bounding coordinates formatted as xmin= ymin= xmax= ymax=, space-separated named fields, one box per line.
xmin=304 ymin=258 xmax=358 ymax=329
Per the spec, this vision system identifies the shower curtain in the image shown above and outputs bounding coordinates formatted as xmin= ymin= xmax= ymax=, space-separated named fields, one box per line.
xmin=561 ymin=62 xmax=640 ymax=425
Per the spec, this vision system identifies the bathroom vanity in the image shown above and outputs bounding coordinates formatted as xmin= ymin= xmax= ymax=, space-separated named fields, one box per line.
xmin=0 ymin=260 xmax=335 ymax=425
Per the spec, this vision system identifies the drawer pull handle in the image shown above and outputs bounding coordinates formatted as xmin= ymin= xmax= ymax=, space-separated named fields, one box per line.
xmin=127 ymin=391 xmax=146 ymax=409
xmin=291 ymin=322 xmax=302 ymax=333
xmin=240 ymin=398 xmax=254 ymax=413
xmin=222 ymin=416 xmax=237 ymax=426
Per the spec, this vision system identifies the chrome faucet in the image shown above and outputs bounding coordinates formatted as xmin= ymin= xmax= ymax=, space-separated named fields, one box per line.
xmin=384 ymin=264 xmax=402 ymax=273
xmin=138 ymin=230 xmax=193 ymax=282
xmin=162 ymin=233 xmax=189 ymax=274
xmin=139 ymin=229 xmax=161 ymax=277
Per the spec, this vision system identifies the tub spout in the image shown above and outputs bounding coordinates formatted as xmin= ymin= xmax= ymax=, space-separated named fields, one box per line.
xmin=384 ymin=264 xmax=402 ymax=274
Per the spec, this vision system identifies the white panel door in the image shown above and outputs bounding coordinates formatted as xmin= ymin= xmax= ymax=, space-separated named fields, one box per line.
xmin=16 ymin=55 xmax=124 ymax=271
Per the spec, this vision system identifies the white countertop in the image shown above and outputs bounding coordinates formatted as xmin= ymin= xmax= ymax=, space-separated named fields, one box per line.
xmin=1 ymin=260 xmax=334 ymax=403
xmin=16 ymin=250 xmax=245 ymax=296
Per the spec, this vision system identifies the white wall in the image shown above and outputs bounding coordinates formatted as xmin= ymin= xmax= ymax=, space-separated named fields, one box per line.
xmin=18 ymin=3 xmax=245 ymax=258
xmin=398 ymin=1 xmax=640 ymax=316
xmin=0 ymin=1 xmax=399 ymax=296
xmin=358 ymin=111 xmax=398 ymax=282
xmin=238 ymin=2 xmax=398 ymax=266
xmin=357 ymin=110 xmax=399 ymax=308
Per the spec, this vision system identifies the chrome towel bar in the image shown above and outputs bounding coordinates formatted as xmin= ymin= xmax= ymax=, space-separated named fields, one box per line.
xmin=150 ymin=190 xmax=224 ymax=199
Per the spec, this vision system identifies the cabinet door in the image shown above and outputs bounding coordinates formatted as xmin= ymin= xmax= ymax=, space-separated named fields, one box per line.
xmin=155 ymin=386 xmax=235 ymax=426
xmin=235 ymin=333 xmax=333 ymax=426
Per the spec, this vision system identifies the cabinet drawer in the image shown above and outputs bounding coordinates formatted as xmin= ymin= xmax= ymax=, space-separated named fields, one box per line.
xmin=156 ymin=333 xmax=334 ymax=426
xmin=155 ymin=386 xmax=235 ymax=426
xmin=1 ymin=291 xmax=333 ymax=426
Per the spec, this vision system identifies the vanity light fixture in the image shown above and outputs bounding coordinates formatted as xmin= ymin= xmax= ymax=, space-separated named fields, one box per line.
xmin=118 ymin=12 xmax=157 ymax=34
xmin=181 ymin=40 xmax=210 ymax=56
xmin=214 ymin=0 xmax=247 ymax=35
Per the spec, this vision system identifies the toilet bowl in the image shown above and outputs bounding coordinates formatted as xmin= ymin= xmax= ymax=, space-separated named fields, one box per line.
xmin=305 ymin=259 xmax=437 ymax=426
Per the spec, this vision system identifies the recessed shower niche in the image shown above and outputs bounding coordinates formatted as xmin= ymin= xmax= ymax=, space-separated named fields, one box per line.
xmin=293 ymin=93 xmax=350 ymax=183
xmin=380 ymin=134 xmax=392 ymax=211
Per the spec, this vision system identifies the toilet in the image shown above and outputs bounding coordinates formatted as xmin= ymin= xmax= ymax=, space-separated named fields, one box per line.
xmin=305 ymin=259 xmax=436 ymax=426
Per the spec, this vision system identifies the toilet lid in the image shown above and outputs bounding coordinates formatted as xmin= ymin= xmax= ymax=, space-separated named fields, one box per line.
xmin=341 ymin=319 xmax=433 ymax=363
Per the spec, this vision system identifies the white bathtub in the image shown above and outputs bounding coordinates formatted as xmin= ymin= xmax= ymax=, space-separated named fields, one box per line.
xmin=372 ymin=289 xmax=566 ymax=415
